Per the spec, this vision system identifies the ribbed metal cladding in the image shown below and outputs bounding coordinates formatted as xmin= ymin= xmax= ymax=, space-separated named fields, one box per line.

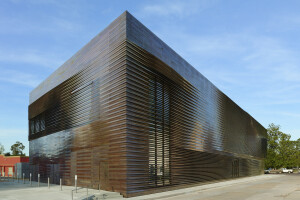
xmin=125 ymin=40 xmax=266 ymax=196
xmin=28 ymin=13 xmax=128 ymax=194
xmin=28 ymin=11 xmax=267 ymax=197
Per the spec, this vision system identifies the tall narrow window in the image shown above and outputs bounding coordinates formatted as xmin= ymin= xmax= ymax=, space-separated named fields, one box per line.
xmin=232 ymin=159 xmax=239 ymax=177
xmin=35 ymin=116 xmax=40 ymax=133
xmin=149 ymin=76 xmax=170 ymax=186
xmin=30 ymin=120 xmax=35 ymax=135
xmin=40 ymin=114 xmax=45 ymax=131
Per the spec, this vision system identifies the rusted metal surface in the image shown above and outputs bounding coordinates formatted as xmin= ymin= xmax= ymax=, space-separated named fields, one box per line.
xmin=28 ymin=11 xmax=267 ymax=197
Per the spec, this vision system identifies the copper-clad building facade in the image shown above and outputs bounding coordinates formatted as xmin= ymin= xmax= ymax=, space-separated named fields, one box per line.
xmin=28 ymin=11 xmax=267 ymax=197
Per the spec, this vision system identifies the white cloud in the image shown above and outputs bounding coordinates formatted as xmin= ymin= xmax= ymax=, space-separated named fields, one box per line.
xmin=280 ymin=112 xmax=300 ymax=118
xmin=0 ymin=16 xmax=80 ymax=35
xmin=0 ymin=50 xmax=63 ymax=69
xmin=0 ymin=69 xmax=42 ymax=88
xmin=150 ymin=24 xmax=300 ymax=114
xmin=144 ymin=3 xmax=185 ymax=16
xmin=268 ymin=14 xmax=300 ymax=32
xmin=0 ymin=0 xmax=82 ymax=35
xmin=263 ymin=111 xmax=300 ymax=119
xmin=168 ymin=31 xmax=300 ymax=84
xmin=141 ymin=0 xmax=217 ymax=18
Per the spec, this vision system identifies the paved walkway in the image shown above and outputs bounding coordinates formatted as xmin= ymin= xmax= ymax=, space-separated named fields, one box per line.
xmin=132 ymin=174 xmax=300 ymax=200
xmin=1 ymin=174 xmax=299 ymax=199
xmin=0 ymin=178 xmax=121 ymax=200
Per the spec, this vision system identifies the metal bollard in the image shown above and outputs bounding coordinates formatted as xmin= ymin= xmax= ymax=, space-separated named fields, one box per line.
xmin=60 ymin=178 xmax=62 ymax=191
xmin=38 ymin=174 xmax=40 ymax=187
xmin=48 ymin=177 xmax=50 ymax=189
xmin=71 ymin=190 xmax=73 ymax=200
xmin=23 ymin=173 xmax=25 ymax=184
xmin=30 ymin=173 xmax=32 ymax=186
xmin=86 ymin=187 xmax=88 ymax=197
xmin=75 ymin=175 xmax=77 ymax=193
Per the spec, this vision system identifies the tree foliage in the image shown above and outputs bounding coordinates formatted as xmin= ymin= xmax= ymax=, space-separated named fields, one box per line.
xmin=4 ymin=152 xmax=11 ymax=156
xmin=0 ymin=143 xmax=5 ymax=154
xmin=10 ymin=141 xmax=25 ymax=156
xmin=265 ymin=123 xmax=300 ymax=169
xmin=0 ymin=143 xmax=4 ymax=154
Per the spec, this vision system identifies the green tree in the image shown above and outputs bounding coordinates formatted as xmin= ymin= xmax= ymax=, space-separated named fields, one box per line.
xmin=10 ymin=141 xmax=25 ymax=156
xmin=4 ymin=152 xmax=11 ymax=156
xmin=265 ymin=123 xmax=281 ymax=169
xmin=265 ymin=123 xmax=298 ymax=169
xmin=277 ymin=133 xmax=296 ymax=168
xmin=0 ymin=143 xmax=4 ymax=154
xmin=294 ymin=139 xmax=300 ymax=168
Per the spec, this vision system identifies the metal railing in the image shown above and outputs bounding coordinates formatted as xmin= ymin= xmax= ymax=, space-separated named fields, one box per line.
xmin=71 ymin=186 xmax=89 ymax=200
xmin=0 ymin=172 xmax=62 ymax=189
xmin=0 ymin=174 xmax=115 ymax=200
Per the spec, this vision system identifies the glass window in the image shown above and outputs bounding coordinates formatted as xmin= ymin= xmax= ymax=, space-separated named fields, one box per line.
xmin=40 ymin=114 xmax=45 ymax=131
xmin=35 ymin=117 xmax=40 ymax=133
xmin=30 ymin=120 xmax=35 ymax=135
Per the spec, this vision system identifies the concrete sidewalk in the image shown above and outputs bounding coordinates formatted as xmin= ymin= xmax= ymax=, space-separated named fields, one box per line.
xmin=132 ymin=174 xmax=299 ymax=200
xmin=0 ymin=174 xmax=299 ymax=200
xmin=0 ymin=179 xmax=121 ymax=200
xmin=131 ymin=175 xmax=279 ymax=200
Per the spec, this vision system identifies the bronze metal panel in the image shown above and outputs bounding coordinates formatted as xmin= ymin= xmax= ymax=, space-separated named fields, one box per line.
xmin=28 ymin=11 xmax=267 ymax=197
xmin=28 ymin=13 xmax=128 ymax=195
xmin=124 ymin=40 xmax=266 ymax=196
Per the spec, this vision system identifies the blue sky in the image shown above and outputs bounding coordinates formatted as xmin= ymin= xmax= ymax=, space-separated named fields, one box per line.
xmin=0 ymin=0 xmax=300 ymax=155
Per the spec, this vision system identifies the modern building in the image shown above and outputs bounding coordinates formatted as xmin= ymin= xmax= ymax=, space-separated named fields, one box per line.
xmin=0 ymin=155 xmax=29 ymax=177
xmin=28 ymin=11 xmax=267 ymax=197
